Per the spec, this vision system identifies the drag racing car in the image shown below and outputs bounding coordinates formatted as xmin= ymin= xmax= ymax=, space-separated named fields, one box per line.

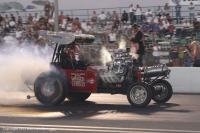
xmin=30 ymin=31 xmax=173 ymax=107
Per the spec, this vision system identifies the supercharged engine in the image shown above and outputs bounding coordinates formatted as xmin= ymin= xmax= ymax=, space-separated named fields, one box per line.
xmin=99 ymin=49 xmax=136 ymax=84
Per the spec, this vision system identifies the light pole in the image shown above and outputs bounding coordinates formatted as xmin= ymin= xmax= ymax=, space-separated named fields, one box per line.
xmin=54 ymin=0 xmax=59 ymax=31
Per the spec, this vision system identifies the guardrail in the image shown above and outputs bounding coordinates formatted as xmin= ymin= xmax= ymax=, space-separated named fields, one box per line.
xmin=168 ymin=67 xmax=200 ymax=93
xmin=1 ymin=5 xmax=200 ymax=22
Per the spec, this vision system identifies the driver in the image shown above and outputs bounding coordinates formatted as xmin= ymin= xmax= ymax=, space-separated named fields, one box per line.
xmin=65 ymin=43 xmax=87 ymax=69
xmin=67 ymin=43 xmax=80 ymax=62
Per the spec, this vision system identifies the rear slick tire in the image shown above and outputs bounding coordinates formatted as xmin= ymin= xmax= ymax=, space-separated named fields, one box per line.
xmin=152 ymin=79 xmax=173 ymax=104
xmin=34 ymin=72 xmax=68 ymax=106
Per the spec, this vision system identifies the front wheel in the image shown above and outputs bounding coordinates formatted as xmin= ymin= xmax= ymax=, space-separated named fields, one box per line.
xmin=66 ymin=92 xmax=91 ymax=102
xmin=152 ymin=79 xmax=173 ymax=104
xmin=127 ymin=82 xmax=152 ymax=107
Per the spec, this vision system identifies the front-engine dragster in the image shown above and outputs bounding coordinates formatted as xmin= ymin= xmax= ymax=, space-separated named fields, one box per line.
xmin=28 ymin=31 xmax=173 ymax=107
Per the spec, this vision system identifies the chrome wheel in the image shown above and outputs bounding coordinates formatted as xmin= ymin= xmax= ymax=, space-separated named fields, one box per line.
xmin=127 ymin=82 xmax=152 ymax=107
xmin=130 ymin=85 xmax=148 ymax=105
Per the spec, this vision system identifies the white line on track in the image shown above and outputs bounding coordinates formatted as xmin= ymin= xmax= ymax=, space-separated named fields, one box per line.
xmin=0 ymin=123 xmax=199 ymax=133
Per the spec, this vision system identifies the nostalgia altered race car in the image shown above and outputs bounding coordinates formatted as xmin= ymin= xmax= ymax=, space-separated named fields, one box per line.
xmin=28 ymin=31 xmax=173 ymax=107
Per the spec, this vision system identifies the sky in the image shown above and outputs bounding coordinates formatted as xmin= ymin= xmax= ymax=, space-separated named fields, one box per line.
xmin=0 ymin=0 xmax=169 ymax=10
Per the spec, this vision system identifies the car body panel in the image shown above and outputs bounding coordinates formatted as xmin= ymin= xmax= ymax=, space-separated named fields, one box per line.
xmin=64 ymin=69 xmax=97 ymax=93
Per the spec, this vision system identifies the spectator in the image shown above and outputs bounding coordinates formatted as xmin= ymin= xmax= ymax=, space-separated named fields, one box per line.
xmin=66 ymin=19 xmax=73 ymax=32
xmin=161 ymin=19 xmax=169 ymax=35
xmin=50 ymin=2 xmax=55 ymax=18
xmin=135 ymin=4 xmax=142 ymax=23
xmin=91 ymin=11 xmax=97 ymax=24
xmin=182 ymin=19 xmax=191 ymax=28
xmin=166 ymin=14 xmax=173 ymax=24
xmin=178 ymin=46 xmax=185 ymax=66
xmin=183 ymin=46 xmax=193 ymax=67
xmin=106 ymin=11 xmax=112 ymax=22
xmin=164 ymin=3 xmax=170 ymax=16
xmin=65 ymin=15 xmax=71 ymax=22
xmin=167 ymin=23 xmax=175 ymax=38
xmin=175 ymin=2 xmax=181 ymax=24
xmin=81 ymin=20 xmax=91 ymax=33
xmin=150 ymin=18 xmax=160 ymax=41
xmin=72 ymin=17 xmax=81 ymax=32
xmin=189 ymin=41 xmax=200 ymax=67
xmin=193 ymin=18 xmax=200 ymax=32
xmin=141 ymin=20 xmax=150 ymax=32
xmin=156 ymin=6 xmax=163 ymax=17
xmin=59 ymin=11 xmax=65 ymax=25
xmin=33 ymin=13 xmax=40 ymax=22
xmin=121 ymin=10 xmax=128 ymax=24
xmin=108 ymin=30 xmax=117 ymax=43
xmin=188 ymin=2 xmax=195 ymax=24
xmin=98 ymin=11 xmax=107 ymax=27
xmin=152 ymin=43 xmax=160 ymax=64
xmin=129 ymin=4 xmax=136 ymax=25
xmin=60 ymin=17 xmax=67 ymax=31
xmin=17 ymin=16 xmax=23 ymax=27
xmin=112 ymin=11 xmax=119 ymax=30
xmin=27 ymin=13 xmax=33 ymax=24
xmin=16 ymin=27 xmax=23 ymax=40
xmin=170 ymin=47 xmax=179 ymax=66
xmin=75 ymin=27 xmax=82 ymax=34
xmin=9 ymin=20 xmax=16 ymax=31
xmin=4 ymin=14 xmax=9 ymax=24
xmin=145 ymin=9 xmax=153 ymax=23
xmin=112 ymin=10 xmax=119 ymax=22
xmin=44 ymin=1 xmax=51 ymax=18
xmin=0 ymin=14 xmax=3 ymax=25
xmin=10 ymin=14 xmax=16 ymax=22
xmin=195 ymin=12 xmax=200 ymax=22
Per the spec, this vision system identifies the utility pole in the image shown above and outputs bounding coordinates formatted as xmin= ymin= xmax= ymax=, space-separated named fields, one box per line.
xmin=54 ymin=0 xmax=59 ymax=31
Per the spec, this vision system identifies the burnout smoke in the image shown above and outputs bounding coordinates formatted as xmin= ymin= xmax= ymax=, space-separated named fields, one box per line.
xmin=0 ymin=36 xmax=52 ymax=103
xmin=118 ymin=37 xmax=127 ymax=50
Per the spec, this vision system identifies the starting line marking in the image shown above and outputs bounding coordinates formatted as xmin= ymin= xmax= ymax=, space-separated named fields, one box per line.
xmin=0 ymin=123 xmax=199 ymax=133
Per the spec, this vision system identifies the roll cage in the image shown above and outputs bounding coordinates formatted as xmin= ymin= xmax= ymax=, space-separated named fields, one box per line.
xmin=39 ymin=31 xmax=95 ymax=67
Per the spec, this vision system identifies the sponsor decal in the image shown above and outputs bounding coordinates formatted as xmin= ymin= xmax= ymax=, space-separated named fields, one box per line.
xmin=71 ymin=73 xmax=85 ymax=87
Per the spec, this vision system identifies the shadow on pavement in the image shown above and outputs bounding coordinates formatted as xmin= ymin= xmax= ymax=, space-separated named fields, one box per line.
xmin=13 ymin=100 xmax=190 ymax=119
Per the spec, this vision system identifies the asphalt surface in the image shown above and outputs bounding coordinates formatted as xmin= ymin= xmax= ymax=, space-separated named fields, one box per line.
xmin=0 ymin=93 xmax=200 ymax=133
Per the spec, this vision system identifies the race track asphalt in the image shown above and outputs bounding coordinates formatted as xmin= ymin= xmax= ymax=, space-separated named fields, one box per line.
xmin=0 ymin=93 xmax=200 ymax=133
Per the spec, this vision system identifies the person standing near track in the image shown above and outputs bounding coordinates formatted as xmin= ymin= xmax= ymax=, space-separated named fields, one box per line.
xmin=132 ymin=24 xmax=145 ymax=66
xmin=189 ymin=41 xmax=200 ymax=67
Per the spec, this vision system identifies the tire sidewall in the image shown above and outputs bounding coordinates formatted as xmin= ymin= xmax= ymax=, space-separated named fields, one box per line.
xmin=152 ymin=79 xmax=173 ymax=103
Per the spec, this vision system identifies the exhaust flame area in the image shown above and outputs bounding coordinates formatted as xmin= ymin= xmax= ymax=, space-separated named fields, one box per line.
xmin=100 ymin=37 xmax=129 ymax=66
xmin=118 ymin=38 xmax=127 ymax=50
xmin=100 ymin=46 xmax=112 ymax=66
xmin=0 ymin=36 xmax=52 ymax=104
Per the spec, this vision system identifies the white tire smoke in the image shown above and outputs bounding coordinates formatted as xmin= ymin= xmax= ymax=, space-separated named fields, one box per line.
xmin=0 ymin=36 xmax=52 ymax=104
